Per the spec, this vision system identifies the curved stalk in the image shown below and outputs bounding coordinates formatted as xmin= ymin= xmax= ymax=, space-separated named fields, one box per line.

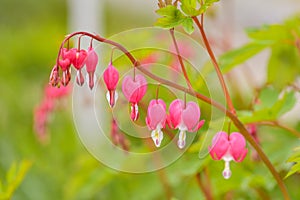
xmin=53 ymin=31 xmax=290 ymax=200
xmin=192 ymin=16 xmax=236 ymax=116
xmin=169 ymin=28 xmax=193 ymax=89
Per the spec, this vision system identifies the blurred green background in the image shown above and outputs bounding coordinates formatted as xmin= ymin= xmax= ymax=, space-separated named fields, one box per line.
xmin=1 ymin=0 xmax=300 ymax=199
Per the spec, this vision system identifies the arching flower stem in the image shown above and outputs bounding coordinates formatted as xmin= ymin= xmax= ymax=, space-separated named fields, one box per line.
xmin=52 ymin=31 xmax=290 ymax=200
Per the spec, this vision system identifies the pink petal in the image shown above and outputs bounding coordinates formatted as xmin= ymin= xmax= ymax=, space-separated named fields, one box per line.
xmin=182 ymin=101 xmax=200 ymax=131
xmin=72 ymin=49 xmax=87 ymax=70
xmin=85 ymin=47 xmax=98 ymax=73
xmin=191 ymin=120 xmax=205 ymax=132
xmin=169 ymin=99 xmax=184 ymax=129
xmin=146 ymin=99 xmax=166 ymax=130
xmin=58 ymin=59 xmax=71 ymax=71
xmin=134 ymin=75 xmax=147 ymax=102
xmin=209 ymin=131 xmax=230 ymax=160
xmin=103 ymin=63 xmax=119 ymax=90
xmin=62 ymin=48 xmax=76 ymax=63
xmin=122 ymin=74 xmax=147 ymax=103
xmin=229 ymin=132 xmax=248 ymax=162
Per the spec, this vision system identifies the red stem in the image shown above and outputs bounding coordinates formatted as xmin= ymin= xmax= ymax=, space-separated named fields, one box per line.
xmin=169 ymin=28 xmax=193 ymax=89
xmin=192 ymin=16 xmax=236 ymax=116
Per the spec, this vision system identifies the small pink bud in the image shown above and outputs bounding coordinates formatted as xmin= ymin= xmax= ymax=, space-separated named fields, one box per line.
xmin=49 ymin=66 xmax=60 ymax=87
xmin=103 ymin=63 xmax=119 ymax=107
xmin=61 ymin=69 xmax=71 ymax=86
xmin=85 ymin=47 xmax=98 ymax=73
xmin=103 ymin=63 xmax=119 ymax=91
xmin=85 ymin=47 xmax=98 ymax=90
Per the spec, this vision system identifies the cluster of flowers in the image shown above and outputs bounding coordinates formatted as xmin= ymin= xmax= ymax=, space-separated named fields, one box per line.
xmin=49 ymin=45 xmax=207 ymax=149
xmin=49 ymin=43 xmax=248 ymax=178
xmin=146 ymin=99 xmax=205 ymax=148
xmin=34 ymin=85 xmax=70 ymax=143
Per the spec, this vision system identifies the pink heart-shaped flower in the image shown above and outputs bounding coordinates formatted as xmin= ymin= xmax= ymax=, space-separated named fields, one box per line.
xmin=122 ymin=74 xmax=147 ymax=103
xmin=168 ymin=99 xmax=184 ymax=129
xmin=146 ymin=99 xmax=166 ymax=130
xmin=72 ymin=49 xmax=87 ymax=70
xmin=182 ymin=101 xmax=200 ymax=131
xmin=58 ymin=59 xmax=71 ymax=71
xmin=209 ymin=131 xmax=230 ymax=160
xmin=229 ymin=132 xmax=248 ymax=162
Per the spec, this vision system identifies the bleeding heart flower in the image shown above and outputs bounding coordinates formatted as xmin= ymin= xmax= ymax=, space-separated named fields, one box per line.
xmin=72 ymin=49 xmax=87 ymax=86
xmin=103 ymin=62 xmax=119 ymax=108
xmin=146 ymin=99 xmax=167 ymax=147
xmin=49 ymin=66 xmax=60 ymax=87
xmin=168 ymin=99 xmax=205 ymax=149
xmin=58 ymin=48 xmax=76 ymax=86
xmin=209 ymin=131 xmax=248 ymax=179
xmin=122 ymin=74 xmax=147 ymax=121
xmin=85 ymin=47 xmax=98 ymax=90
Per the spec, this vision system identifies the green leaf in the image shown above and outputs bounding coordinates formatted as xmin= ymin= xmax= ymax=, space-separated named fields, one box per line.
xmin=198 ymin=0 xmax=220 ymax=14
xmin=182 ymin=17 xmax=194 ymax=34
xmin=155 ymin=5 xmax=185 ymax=29
xmin=239 ymin=88 xmax=296 ymax=123
xmin=267 ymin=44 xmax=300 ymax=89
xmin=219 ymin=43 xmax=268 ymax=73
xmin=246 ymin=25 xmax=292 ymax=43
xmin=254 ymin=87 xmax=280 ymax=111
xmin=5 ymin=160 xmax=32 ymax=198
xmin=156 ymin=5 xmax=179 ymax=17
xmin=181 ymin=0 xmax=199 ymax=16
xmin=286 ymin=147 xmax=300 ymax=178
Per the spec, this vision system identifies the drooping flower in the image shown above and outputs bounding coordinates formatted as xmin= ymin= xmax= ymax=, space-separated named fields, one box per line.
xmin=85 ymin=47 xmax=98 ymax=90
xmin=72 ymin=49 xmax=87 ymax=86
xmin=122 ymin=74 xmax=147 ymax=121
xmin=59 ymin=48 xmax=76 ymax=86
xmin=49 ymin=66 xmax=60 ymax=87
xmin=34 ymin=85 xmax=71 ymax=143
xmin=209 ymin=131 xmax=248 ymax=179
xmin=103 ymin=62 xmax=119 ymax=108
xmin=168 ymin=99 xmax=205 ymax=149
xmin=146 ymin=99 xmax=167 ymax=147
xmin=110 ymin=119 xmax=129 ymax=151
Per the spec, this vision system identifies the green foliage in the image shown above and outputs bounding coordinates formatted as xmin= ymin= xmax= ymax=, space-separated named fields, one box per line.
xmin=286 ymin=147 xmax=300 ymax=178
xmin=238 ymin=87 xmax=296 ymax=123
xmin=219 ymin=43 xmax=268 ymax=73
xmin=267 ymin=44 xmax=300 ymax=89
xmin=182 ymin=17 xmax=194 ymax=34
xmin=155 ymin=0 xmax=219 ymax=34
xmin=180 ymin=0 xmax=199 ymax=16
xmin=219 ymin=16 xmax=300 ymax=88
xmin=180 ymin=0 xmax=220 ymax=16
xmin=155 ymin=5 xmax=185 ymax=29
xmin=0 ymin=161 xmax=31 ymax=199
